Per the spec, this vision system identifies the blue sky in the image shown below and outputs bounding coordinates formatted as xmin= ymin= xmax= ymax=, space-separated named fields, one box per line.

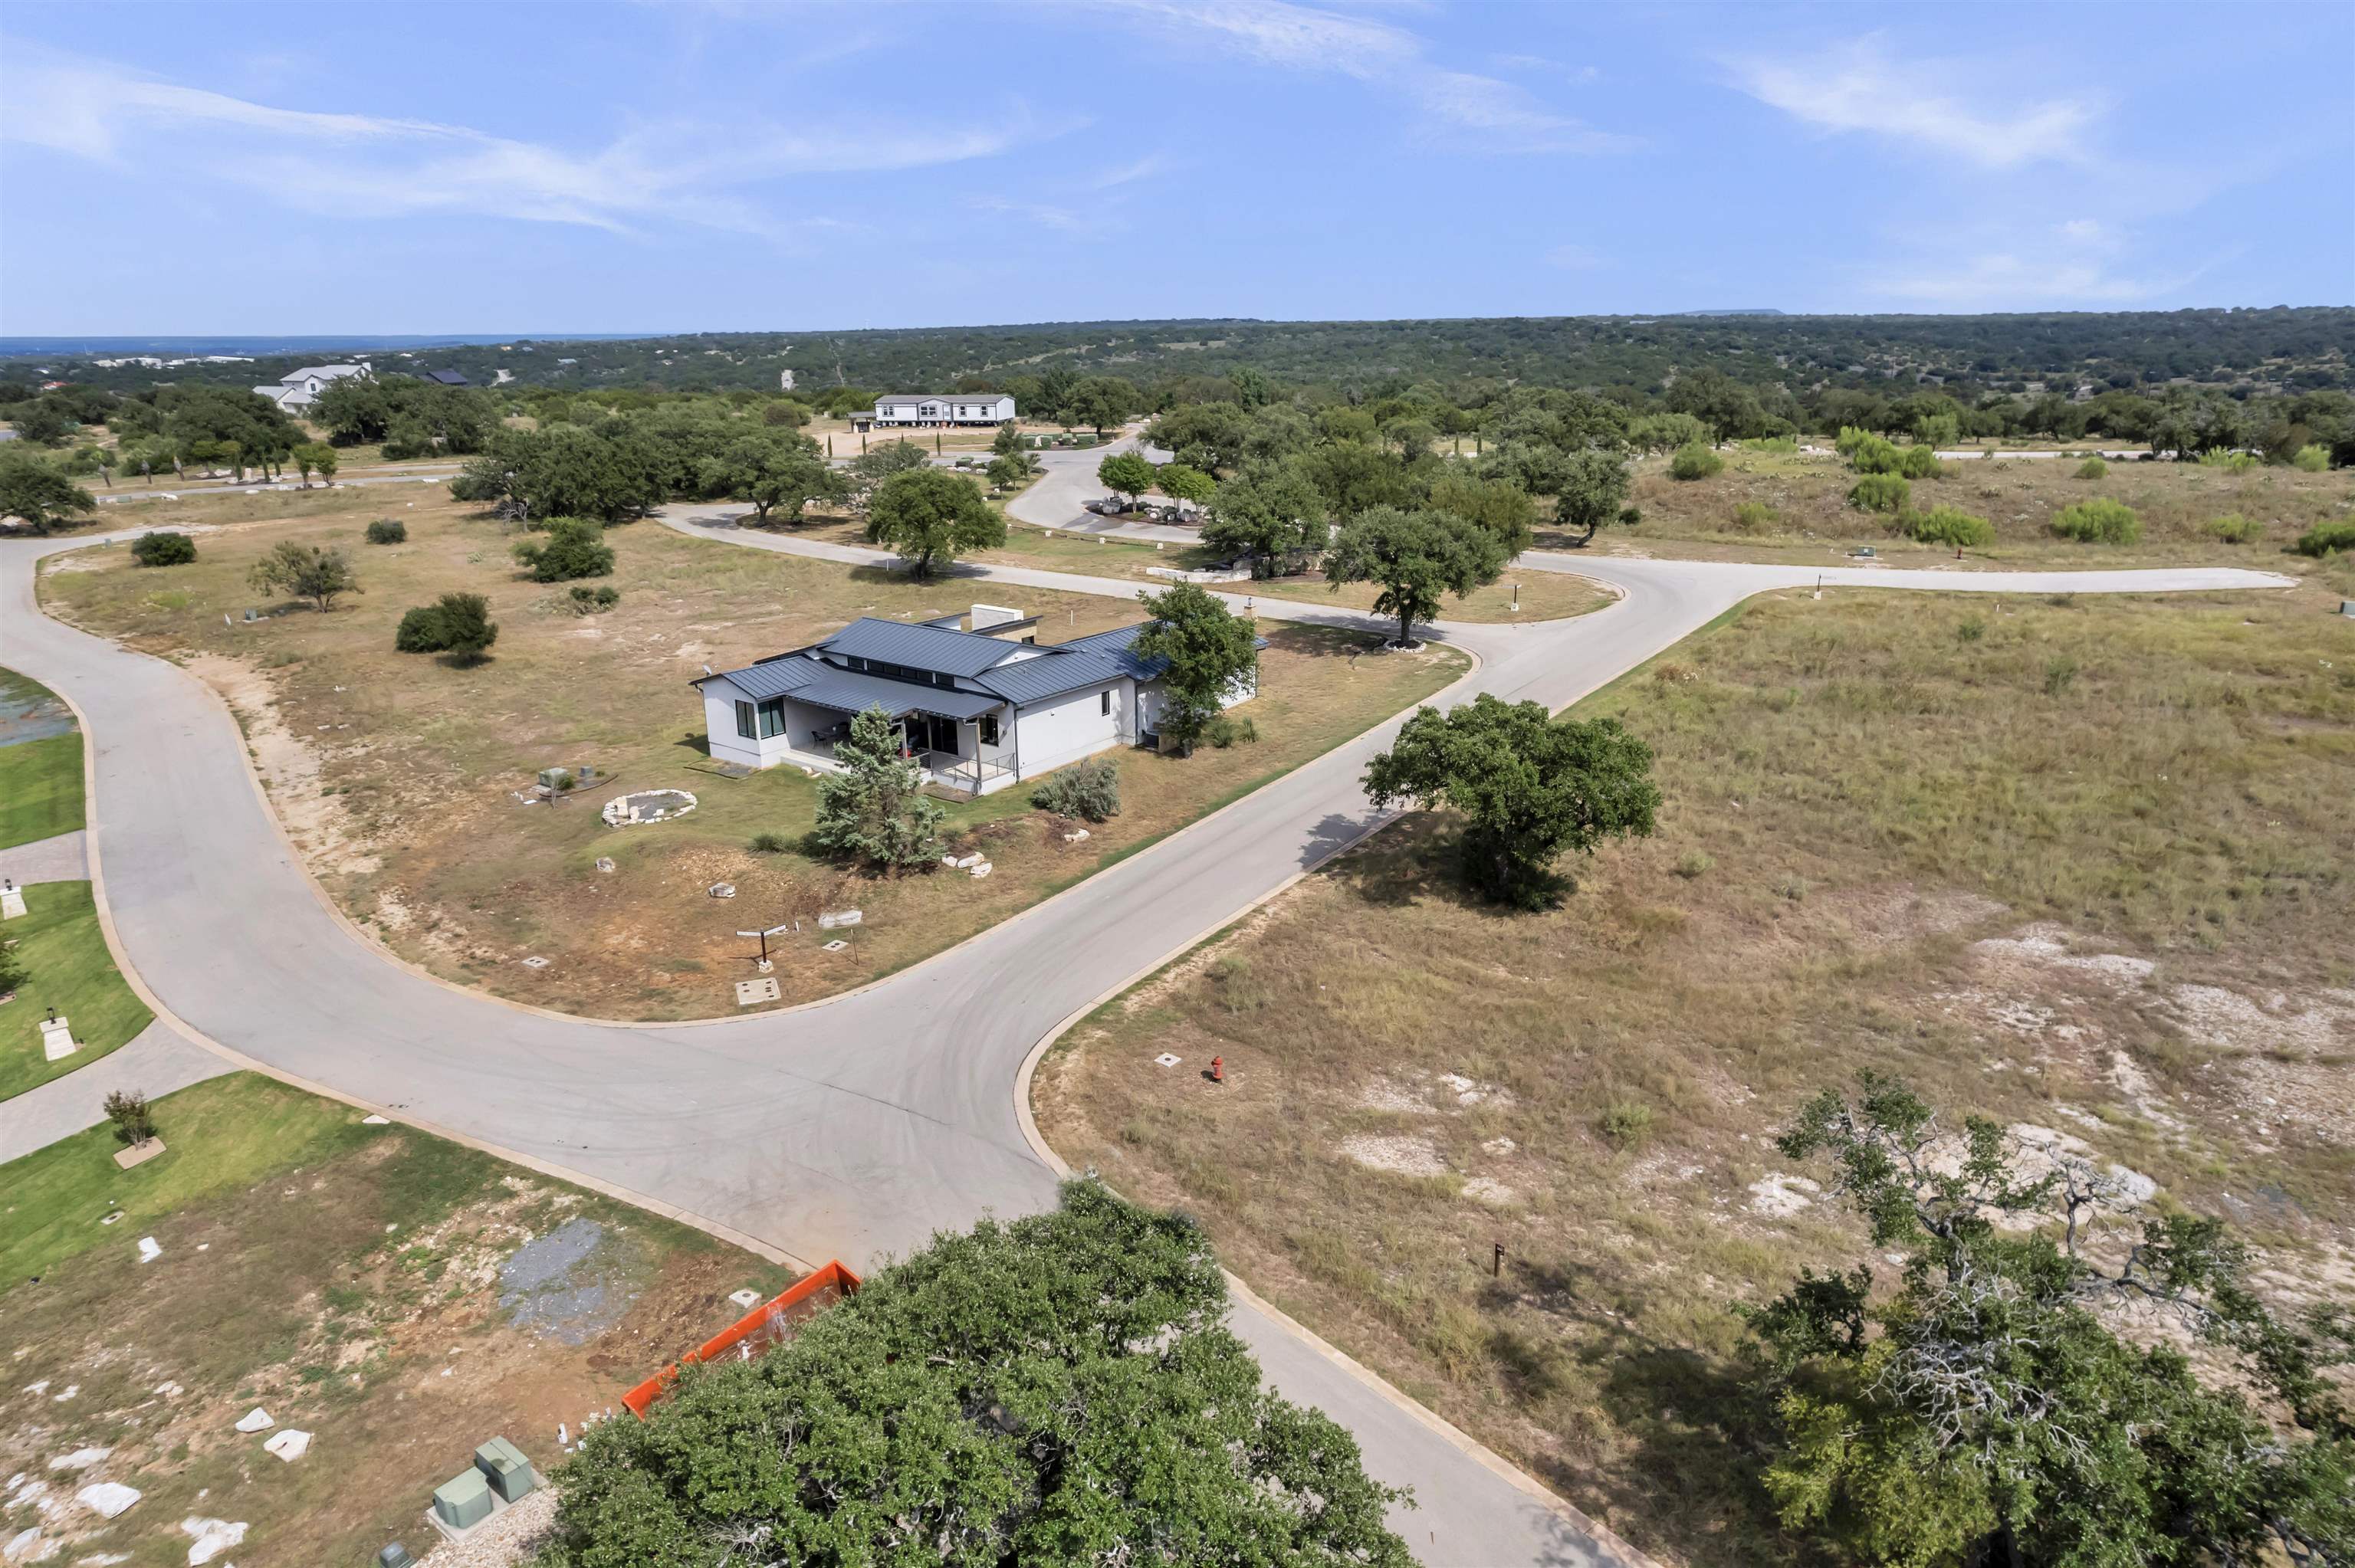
xmin=3 ymin=0 xmax=2348 ymax=334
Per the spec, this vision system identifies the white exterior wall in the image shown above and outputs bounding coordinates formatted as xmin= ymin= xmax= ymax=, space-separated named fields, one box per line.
xmin=1134 ymin=668 xmax=1257 ymax=737
xmin=1013 ymin=680 xmax=1129 ymax=777
xmin=700 ymin=681 xmax=851 ymax=771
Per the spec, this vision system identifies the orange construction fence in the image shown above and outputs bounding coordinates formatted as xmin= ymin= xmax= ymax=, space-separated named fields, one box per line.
xmin=621 ymin=1258 xmax=862 ymax=1418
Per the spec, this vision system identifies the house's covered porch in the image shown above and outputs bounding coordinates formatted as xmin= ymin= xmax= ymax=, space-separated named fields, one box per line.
xmin=757 ymin=677 xmax=1021 ymax=797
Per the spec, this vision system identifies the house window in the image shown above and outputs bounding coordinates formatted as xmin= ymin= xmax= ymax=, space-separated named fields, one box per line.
xmin=734 ymin=700 xmax=756 ymax=740
xmin=1100 ymin=689 xmax=1112 ymax=717
xmin=757 ymin=699 xmax=787 ymax=739
xmin=979 ymin=713 xmax=1000 ymax=747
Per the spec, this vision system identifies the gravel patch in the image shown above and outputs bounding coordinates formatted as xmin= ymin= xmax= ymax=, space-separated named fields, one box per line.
xmin=498 ymin=1218 xmax=626 ymax=1346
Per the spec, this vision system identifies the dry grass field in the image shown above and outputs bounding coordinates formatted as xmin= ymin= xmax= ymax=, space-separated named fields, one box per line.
xmin=784 ymin=511 xmax=1619 ymax=624
xmin=1577 ymin=444 xmax=2355 ymax=569
xmin=39 ymin=497 xmax=1466 ymax=1020
xmin=1037 ymin=572 xmax=2355 ymax=1565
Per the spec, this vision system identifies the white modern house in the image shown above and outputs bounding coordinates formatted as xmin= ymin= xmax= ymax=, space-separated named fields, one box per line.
xmin=691 ymin=606 xmax=1259 ymax=795
xmin=864 ymin=393 xmax=1016 ymax=428
xmin=251 ymin=362 xmax=373 ymax=413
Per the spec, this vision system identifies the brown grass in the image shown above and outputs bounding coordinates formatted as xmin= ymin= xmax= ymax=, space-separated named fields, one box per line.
xmin=39 ymin=500 xmax=1466 ymax=1020
xmin=1572 ymin=447 xmax=2355 ymax=569
xmin=1036 ymin=579 xmax=2355 ymax=1565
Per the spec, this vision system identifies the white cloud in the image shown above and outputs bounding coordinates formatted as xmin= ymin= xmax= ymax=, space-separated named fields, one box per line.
xmin=1086 ymin=153 xmax=1172 ymax=189
xmin=1880 ymin=250 xmax=2197 ymax=307
xmin=1076 ymin=0 xmax=1630 ymax=153
xmin=0 ymin=39 xmax=1050 ymax=238
xmin=1730 ymin=38 xmax=2100 ymax=169
xmin=967 ymin=195 xmax=1090 ymax=235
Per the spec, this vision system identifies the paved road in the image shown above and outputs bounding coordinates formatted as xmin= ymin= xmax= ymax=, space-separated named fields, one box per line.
xmin=0 ymin=513 xmax=2293 ymax=1565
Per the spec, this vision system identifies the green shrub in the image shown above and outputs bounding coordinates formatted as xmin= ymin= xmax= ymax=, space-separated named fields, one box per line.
xmin=512 ymin=516 xmax=614 ymax=582
xmin=1597 ymin=1102 xmax=1654 ymax=1151
xmin=1904 ymin=506 xmax=1994 ymax=547
xmin=568 ymin=583 xmax=620 ymax=612
xmin=1668 ymin=443 xmax=1723 ymax=481
xmin=1841 ymin=428 xmax=1905 ymax=474
xmin=1895 ymin=444 xmax=1944 ymax=479
xmin=103 ymin=1090 xmax=157 ymax=1146
xmin=1956 ymin=616 xmax=1985 ymax=643
xmin=2202 ymin=513 xmax=2263 ymax=544
xmin=2199 ymin=448 xmax=2259 ymax=474
xmin=2074 ymin=457 xmax=2107 ymax=481
xmin=747 ymin=832 xmax=790 ymax=854
xmin=1739 ymin=436 xmax=1798 ymax=454
xmin=1730 ymin=501 xmax=1780 ymax=533
xmin=2294 ymin=520 xmax=2355 ymax=557
xmin=1848 ymin=474 xmax=1910 ymax=514
xmin=1618 ymin=505 xmax=1641 ymax=528
xmin=1030 ymin=756 xmax=1122 ymax=822
xmin=1672 ymin=850 xmax=1713 ymax=879
xmin=364 ymin=517 xmax=407 ymax=545
xmin=130 ymin=530 xmax=195 ymax=567
xmin=2044 ymin=656 xmax=2080 ymax=696
xmin=2291 ymin=444 xmax=2330 ymax=473
xmin=392 ymin=592 xmax=498 ymax=661
xmin=1202 ymin=713 xmax=1258 ymax=748
xmin=2050 ymin=497 xmax=2142 ymax=545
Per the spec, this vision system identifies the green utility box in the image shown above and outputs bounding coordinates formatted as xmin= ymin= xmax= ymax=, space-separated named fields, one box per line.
xmin=474 ymin=1436 xmax=537 ymax=1503
xmin=432 ymin=1468 xmax=492 ymax=1530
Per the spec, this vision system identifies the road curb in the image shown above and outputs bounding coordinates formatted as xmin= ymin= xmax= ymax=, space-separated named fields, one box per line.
xmin=1003 ymin=638 xmax=1655 ymax=1568
xmin=34 ymin=674 xmax=812 ymax=1272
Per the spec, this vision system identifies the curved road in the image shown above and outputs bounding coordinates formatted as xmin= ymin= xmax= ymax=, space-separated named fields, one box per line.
xmin=0 ymin=500 xmax=2293 ymax=1565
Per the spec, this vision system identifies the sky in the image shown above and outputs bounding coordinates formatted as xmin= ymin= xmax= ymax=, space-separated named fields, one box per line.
xmin=2 ymin=0 xmax=2350 ymax=335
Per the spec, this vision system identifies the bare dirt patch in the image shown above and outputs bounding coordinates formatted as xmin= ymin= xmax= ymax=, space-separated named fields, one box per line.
xmin=0 ymin=1075 xmax=793 ymax=1568
xmin=41 ymin=505 xmax=1465 ymax=1020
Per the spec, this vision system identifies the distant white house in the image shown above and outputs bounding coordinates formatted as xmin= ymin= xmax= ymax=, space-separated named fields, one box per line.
xmin=691 ymin=606 xmax=1258 ymax=796
xmin=860 ymin=392 xmax=1016 ymax=429
xmin=251 ymin=362 xmax=373 ymax=413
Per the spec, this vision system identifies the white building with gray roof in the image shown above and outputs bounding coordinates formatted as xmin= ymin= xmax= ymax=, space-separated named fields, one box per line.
xmin=690 ymin=605 xmax=1257 ymax=795
xmin=862 ymin=392 xmax=1015 ymax=428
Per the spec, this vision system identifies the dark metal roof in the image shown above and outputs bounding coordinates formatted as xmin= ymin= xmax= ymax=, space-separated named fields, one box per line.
xmin=1055 ymin=622 xmax=1269 ymax=686
xmin=1057 ymin=622 xmax=1168 ymax=683
xmin=973 ymin=647 xmax=1129 ymax=705
xmin=790 ymin=669 xmax=1003 ymax=720
xmin=820 ymin=617 xmax=1027 ymax=678
xmin=708 ymin=657 xmax=825 ymax=702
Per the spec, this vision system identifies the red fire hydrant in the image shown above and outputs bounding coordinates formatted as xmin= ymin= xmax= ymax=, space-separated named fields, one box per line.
xmin=1209 ymin=1055 xmax=1225 ymax=1084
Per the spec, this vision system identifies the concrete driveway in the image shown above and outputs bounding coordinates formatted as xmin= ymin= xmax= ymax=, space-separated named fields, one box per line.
xmin=0 ymin=513 xmax=2294 ymax=1566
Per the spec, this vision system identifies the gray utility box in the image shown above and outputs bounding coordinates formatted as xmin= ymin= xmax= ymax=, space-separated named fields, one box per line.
xmin=474 ymin=1436 xmax=537 ymax=1503
xmin=432 ymin=1468 xmax=492 ymax=1530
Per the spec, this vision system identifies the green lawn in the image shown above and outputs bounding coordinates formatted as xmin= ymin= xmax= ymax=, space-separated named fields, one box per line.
xmin=1 ymin=881 xmax=153 ymax=1102
xmin=0 ymin=668 xmax=84 ymax=850
xmin=0 ymin=1072 xmax=347 ymax=1288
